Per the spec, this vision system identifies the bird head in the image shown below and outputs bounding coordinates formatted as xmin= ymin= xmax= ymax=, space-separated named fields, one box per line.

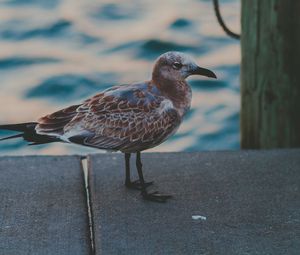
xmin=152 ymin=51 xmax=217 ymax=81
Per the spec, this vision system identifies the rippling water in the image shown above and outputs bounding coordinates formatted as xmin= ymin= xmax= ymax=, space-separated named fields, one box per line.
xmin=0 ymin=0 xmax=240 ymax=155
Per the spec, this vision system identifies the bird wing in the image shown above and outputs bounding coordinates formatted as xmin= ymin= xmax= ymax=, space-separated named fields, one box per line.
xmin=36 ymin=104 xmax=81 ymax=135
xmin=36 ymin=85 xmax=181 ymax=152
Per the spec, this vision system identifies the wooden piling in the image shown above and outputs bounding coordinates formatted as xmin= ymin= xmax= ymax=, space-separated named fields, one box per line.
xmin=241 ymin=0 xmax=300 ymax=148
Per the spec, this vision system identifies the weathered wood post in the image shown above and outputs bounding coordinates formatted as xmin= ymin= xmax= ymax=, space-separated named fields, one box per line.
xmin=241 ymin=0 xmax=300 ymax=148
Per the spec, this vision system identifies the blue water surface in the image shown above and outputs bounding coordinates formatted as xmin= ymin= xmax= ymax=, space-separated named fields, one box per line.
xmin=0 ymin=0 xmax=241 ymax=155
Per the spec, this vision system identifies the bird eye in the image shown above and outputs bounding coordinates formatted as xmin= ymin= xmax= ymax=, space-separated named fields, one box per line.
xmin=173 ymin=62 xmax=182 ymax=69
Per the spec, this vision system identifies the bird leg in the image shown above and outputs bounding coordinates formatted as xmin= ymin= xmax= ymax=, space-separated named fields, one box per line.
xmin=136 ymin=152 xmax=172 ymax=202
xmin=124 ymin=153 xmax=153 ymax=190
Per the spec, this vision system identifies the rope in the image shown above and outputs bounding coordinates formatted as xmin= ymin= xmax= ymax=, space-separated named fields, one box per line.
xmin=212 ymin=0 xmax=241 ymax=40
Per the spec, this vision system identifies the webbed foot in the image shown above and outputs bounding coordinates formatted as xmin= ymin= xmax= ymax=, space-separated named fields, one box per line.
xmin=142 ymin=191 xmax=172 ymax=203
xmin=125 ymin=180 xmax=154 ymax=190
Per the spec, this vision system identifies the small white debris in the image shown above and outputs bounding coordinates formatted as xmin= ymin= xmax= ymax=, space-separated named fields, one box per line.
xmin=192 ymin=215 xmax=207 ymax=221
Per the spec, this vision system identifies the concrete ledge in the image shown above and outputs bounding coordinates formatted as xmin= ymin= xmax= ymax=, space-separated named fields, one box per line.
xmin=0 ymin=155 xmax=91 ymax=255
xmin=88 ymin=150 xmax=300 ymax=255
xmin=0 ymin=150 xmax=299 ymax=255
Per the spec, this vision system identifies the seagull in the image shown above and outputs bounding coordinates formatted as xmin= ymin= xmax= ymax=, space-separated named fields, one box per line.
xmin=0 ymin=51 xmax=216 ymax=202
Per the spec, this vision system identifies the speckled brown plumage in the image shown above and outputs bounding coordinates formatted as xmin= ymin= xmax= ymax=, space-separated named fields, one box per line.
xmin=36 ymin=82 xmax=182 ymax=153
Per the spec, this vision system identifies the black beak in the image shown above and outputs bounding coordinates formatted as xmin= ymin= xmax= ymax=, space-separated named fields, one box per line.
xmin=191 ymin=66 xmax=217 ymax=79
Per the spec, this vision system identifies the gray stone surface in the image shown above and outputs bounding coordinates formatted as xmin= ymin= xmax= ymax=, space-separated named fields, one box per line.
xmin=88 ymin=150 xmax=300 ymax=255
xmin=0 ymin=156 xmax=91 ymax=255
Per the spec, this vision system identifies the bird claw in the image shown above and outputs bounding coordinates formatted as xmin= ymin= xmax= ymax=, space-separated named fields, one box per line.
xmin=125 ymin=180 xmax=153 ymax=190
xmin=126 ymin=181 xmax=171 ymax=202
xmin=142 ymin=191 xmax=172 ymax=203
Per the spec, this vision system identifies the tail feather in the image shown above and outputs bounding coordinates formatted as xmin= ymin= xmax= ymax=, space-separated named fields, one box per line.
xmin=0 ymin=133 xmax=24 ymax=141
xmin=0 ymin=122 xmax=37 ymax=132
xmin=0 ymin=122 xmax=59 ymax=144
